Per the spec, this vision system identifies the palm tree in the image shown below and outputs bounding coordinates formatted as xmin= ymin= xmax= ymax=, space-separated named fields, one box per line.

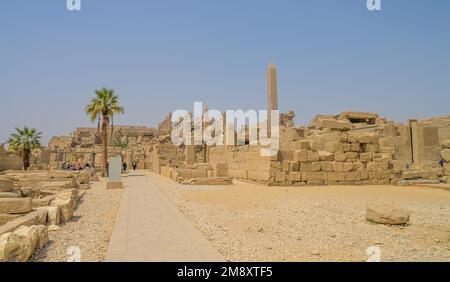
xmin=85 ymin=87 xmax=124 ymax=173
xmin=7 ymin=127 xmax=43 ymax=170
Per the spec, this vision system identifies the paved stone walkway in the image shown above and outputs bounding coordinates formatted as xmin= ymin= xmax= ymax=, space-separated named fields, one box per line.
xmin=105 ymin=171 xmax=223 ymax=262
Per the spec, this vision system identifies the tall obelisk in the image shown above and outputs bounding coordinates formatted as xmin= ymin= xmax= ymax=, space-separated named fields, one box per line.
xmin=267 ymin=63 xmax=278 ymax=135
xmin=267 ymin=63 xmax=278 ymax=112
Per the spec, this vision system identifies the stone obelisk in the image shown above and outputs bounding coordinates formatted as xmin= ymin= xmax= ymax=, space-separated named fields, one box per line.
xmin=267 ymin=63 xmax=278 ymax=135
xmin=267 ymin=63 xmax=278 ymax=112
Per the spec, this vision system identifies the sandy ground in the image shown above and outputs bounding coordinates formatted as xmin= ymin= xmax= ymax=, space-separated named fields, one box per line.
xmin=31 ymin=179 xmax=123 ymax=262
xmin=149 ymin=173 xmax=450 ymax=262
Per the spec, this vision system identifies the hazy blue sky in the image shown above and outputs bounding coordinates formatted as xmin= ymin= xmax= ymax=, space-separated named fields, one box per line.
xmin=1 ymin=0 xmax=449 ymax=144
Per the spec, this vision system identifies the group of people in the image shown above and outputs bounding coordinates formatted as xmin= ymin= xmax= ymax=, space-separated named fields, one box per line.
xmin=122 ymin=161 xmax=137 ymax=173
xmin=61 ymin=162 xmax=90 ymax=171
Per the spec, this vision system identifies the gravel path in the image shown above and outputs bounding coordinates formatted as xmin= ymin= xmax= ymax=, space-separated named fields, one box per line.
xmin=31 ymin=180 xmax=123 ymax=262
xmin=148 ymin=172 xmax=450 ymax=262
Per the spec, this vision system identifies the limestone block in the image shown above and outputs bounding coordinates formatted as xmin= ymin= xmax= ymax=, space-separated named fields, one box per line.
xmin=290 ymin=161 xmax=300 ymax=172
xmin=51 ymin=198 xmax=74 ymax=223
xmin=0 ymin=198 xmax=33 ymax=214
xmin=441 ymin=149 xmax=450 ymax=162
xmin=274 ymin=172 xmax=287 ymax=182
xmin=362 ymin=143 xmax=380 ymax=153
xmin=334 ymin=152 xmax=347 ymax=162
xmin=340 ymin=132 xmax=348 ymax=143
xmin=293 ymin=150 xmax=308 ymax=162
xmin=0 ymin=192 xmax=21 ymax=198
xmin=367 ymin=162 xmax=379 ymax=172
xmin=350 ymin=143 xmax=360 ymax=152
xmin=352 ymin=161 xmax=365 ymax=172
xmin=318 ymin=151 xmax=334 ymax=161
xmin=0 ymin=225 xmax=48 ymax=262
xmin=333 ymin=162 xmax=353 ymax=172
xmin=293 ymin=140 xmax=311 ymax=150
xmin=345 ymin=152 xmax=358 ymax=161
xmin=344 ymin=172 xmax=361 ymax=181
xmin=342 ymin=143 xmax=351 ymax=152
xmin=441 ymin=140 xmax=450 ymax=149
xmin=356 ymin=134 xmax=372 ymax=144
xmin=317 ymin=119 xmax=352 ymax=131
xmin=360 ymin=152 xmax=372 ymax=162
xmin=311 ymin=162 xmax=322 ymax=172
xmin=366 ymin=204 xmax=410 ymax=225
xmin=321 ymin=162 xmax=333 ymax=172
xmin=300 ymin=162 xmax=311 ymax=172
xmin=0 ymin=209 xmax=48 ymax=236
xmin=281 ymin=162 xmax=290 ymax=172
xmin=37 ymin=206 xmax=60 ymax=225
xmin=0 ymin=214 xmax=20 ymax=226
xmin=278 ymin=150 xmax=294 ymax=161
xmin=347 ymin=133 xmax=357 ymax=143
xmin=0 ymin=178 xmax=13 ymax=193
xmin=307 ymin=150 xmax=320 ymax=162
xmin=288 ymin=172 xmax=301 ymax=182
xmin=302 ymin=172 xmax=325 ymax=182
xmin=324 ymin=142 xmax=340 ymax=153
xmin=326 ymin=172 xmax=345 ymax=182
xmin=32 ymin=196 xmax=55 ymax=208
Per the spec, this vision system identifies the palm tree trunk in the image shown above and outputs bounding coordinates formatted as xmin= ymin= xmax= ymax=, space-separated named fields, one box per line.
xmin=102 ymin=115 xmax=109 ymax=175
xmin=23 ymin=149 xmax=30 ymax=171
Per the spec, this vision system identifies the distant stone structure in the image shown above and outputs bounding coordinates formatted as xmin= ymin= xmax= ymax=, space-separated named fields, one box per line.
xmin=4 ymin=64 xmax=449 ymax=187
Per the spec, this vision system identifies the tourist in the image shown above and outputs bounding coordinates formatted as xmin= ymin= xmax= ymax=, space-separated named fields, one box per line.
xmin=132 ymin=161 xmax=137 ymax=171
xmin=439 ymin=159 xmax=445 ymax=167
xmin=122 ymin=162 xmax=127 ymax=174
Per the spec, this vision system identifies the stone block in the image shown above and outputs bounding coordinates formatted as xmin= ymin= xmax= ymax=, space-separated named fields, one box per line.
xmin=318 ymin=151 xmax=334 ymax=161
xmin=441 ymin=149 xmax=450 ymax=162
xmin=294 ymin=140 xmax=311 ymax=150
xmin=0 ymin=198 xmax=33 ymax=214
xmin=0 ymin=178 xmax=14 ymax=193
xmin=0 ymin=209 xmax=48 ymax=236
xmin=288 ymin=172 xmax=301 ymax=182
xmin=326 ymin=172 xmax=345 ymax=182
xmin=311 ymin=162 xmax=322 ymax=172
xmin=293 ymin=150 xmax=308 ymax=162
xmin=345 ymin=152 xmax=358 ymax=161
xmin=307 ymin=150 xmax=320 ymax=162
xmin=334 ymin=152 xmax=347 ymax=162
xmin=321 ymin=162 xmax=333 ymax=172
xmin=302 ymin=172 xmax=325 ymax=182
xmin=441 ymin=140 xmax=450 ymax=149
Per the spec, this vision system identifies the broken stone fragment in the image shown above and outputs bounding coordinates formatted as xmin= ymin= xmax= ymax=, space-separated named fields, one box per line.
xmin=366 ymin=204 xmax=410 ymax=225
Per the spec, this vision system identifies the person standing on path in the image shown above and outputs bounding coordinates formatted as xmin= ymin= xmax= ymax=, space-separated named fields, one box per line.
xmin=132 ymin=161 xmax=137 ymax=171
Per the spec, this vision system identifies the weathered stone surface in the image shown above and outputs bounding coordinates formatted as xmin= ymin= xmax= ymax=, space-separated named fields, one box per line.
xmin=0 ymin=225 xmax=48 ymax=262
xmin=0 ymin=214 xmax=20 ymax=226
xmin=293 ymin=149 xmax=308 ymax=162
xmin=441 ymin=140 xmax=450 ymax=149
xmin=319 ymin=151 xmax=334 ymax=161
xmin=32 ymin=195 xmax=56 ymax=208
xmin=51 ymin=198 xmax=74 ymax=223
xmin=0 ymin=198 xmax=33 ymax=214
xmin=48 ymin=224 xmax=60 ymax=232
xmin=366 ymin=204 xmax=410 ymax=225
xmin=0 ymin=209 xmax=48 ymax=236
xmin=441 ymin=149 xmax=450 ymax=162
xmin=0 ymin=178 xmax=13 ymax=192
xmin=0 ymin=192 xmax=21 ymax=198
